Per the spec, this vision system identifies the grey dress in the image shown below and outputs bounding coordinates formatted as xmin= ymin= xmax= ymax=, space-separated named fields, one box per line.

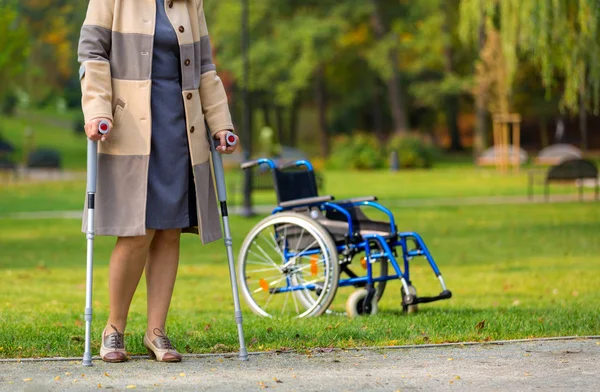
xmin=146 ymin=0 xmax=197 ymax=229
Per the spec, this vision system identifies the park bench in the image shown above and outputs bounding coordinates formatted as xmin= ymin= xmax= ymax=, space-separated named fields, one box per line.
xmin=534 ymin=144 xmax=582 ymax=166
xmin=528 ymin=158 xmax=599 ymax=201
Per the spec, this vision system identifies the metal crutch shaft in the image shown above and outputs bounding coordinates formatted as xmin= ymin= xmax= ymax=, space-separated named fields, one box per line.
xmin=210 ymin=130 xmax=249 ymax=361
xmin=83 ymin=121 xmax=109 ymax=367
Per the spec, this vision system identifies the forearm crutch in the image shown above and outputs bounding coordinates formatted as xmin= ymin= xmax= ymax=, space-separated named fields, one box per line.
xmin=82 ymin=120 xmax=110 ymax=367
xmin=209 ymin=129 xmax=249 ymax=361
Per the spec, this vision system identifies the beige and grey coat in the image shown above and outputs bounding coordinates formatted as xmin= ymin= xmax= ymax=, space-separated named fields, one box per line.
xmin=78 ymin=0 xmax=233 ymax=243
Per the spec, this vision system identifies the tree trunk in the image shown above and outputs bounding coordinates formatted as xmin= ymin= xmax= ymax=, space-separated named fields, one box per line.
xmin=473 ymin=14 xmax=487 ymax=158
xmin=261 ymin=93 xmax=271 ymax=128
xmin=275 ymin=104 xmax=285 ymax=146
xmin=370 ymin=0 xmax=409 ymax=136
xmin=442 ymin=0 xmax=462 ymax=151
xmin=315 ymin=64 xmax=330 ymax=158
xmin=539 ymin=116 xmax=549 ymax=148
xmin=289 ymin=96 xmax=300 ymax=147
xmin=580 ymin=83 xmax=588 ymax=151
xmin=373 ymin=78 xmax=385 ymax=142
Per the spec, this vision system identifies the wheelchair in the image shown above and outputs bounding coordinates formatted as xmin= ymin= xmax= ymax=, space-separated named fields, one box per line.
xmin=237 ymin=158 xmax=452 ymax=318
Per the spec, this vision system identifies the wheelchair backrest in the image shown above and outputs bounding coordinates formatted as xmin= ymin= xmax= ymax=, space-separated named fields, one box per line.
xmin=274 ymin=168 xmax=319 ymax=204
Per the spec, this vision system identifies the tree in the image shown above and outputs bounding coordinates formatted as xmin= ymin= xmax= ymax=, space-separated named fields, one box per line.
xmin=459 ymin=0 xmax=600 ymax=150
xmin=0 ymin=2 xmax=30 ymax=105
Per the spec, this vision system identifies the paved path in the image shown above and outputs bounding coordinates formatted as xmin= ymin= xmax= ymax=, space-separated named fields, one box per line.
xmin=1 ymin=338 xmax=598 ymax=391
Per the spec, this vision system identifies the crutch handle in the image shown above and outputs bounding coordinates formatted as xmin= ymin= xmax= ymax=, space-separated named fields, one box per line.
xmin=98 ymin=120 xmax=110 ymax=135
xmin=212 ymin=131 xmax=238 ymax=149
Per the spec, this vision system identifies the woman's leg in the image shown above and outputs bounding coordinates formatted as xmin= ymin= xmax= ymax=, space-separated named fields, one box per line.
xmin=105 ymin=230 xmax=156 ymax=334
xmin=145 ymin=228 xmax=182 ymax=337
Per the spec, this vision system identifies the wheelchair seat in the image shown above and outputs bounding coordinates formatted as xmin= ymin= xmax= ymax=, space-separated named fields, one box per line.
xmin=315 ymin=208 xmax=395 ymax=243
xmin=270 ymin=162 xmax=396 ymax=243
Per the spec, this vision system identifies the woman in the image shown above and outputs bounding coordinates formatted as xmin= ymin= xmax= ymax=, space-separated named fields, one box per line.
xmin=78 ymin=0 xmax=236 ymax=363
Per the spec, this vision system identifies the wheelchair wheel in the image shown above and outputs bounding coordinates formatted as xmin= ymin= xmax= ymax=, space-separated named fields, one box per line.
xmin=346 ymin=288 xmax=378 ymax=317
xmin=238 ymin=212 xmax=339 ymax=318
xmin=401 ymin=285 xmax=418 ymax=313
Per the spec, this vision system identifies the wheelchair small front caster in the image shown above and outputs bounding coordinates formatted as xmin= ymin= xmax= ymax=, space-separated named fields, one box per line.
xmin=346 ymin=288 xmax=378 ymax=318
xmin=401 ymin=285 xmax=418 ymax=314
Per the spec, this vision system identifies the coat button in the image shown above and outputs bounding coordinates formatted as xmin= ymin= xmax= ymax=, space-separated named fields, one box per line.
xmin=168 ymin=1 xmax=173 ymax=8
xmin=184 ymin=59 xmax=191 ymax=66
xmin=186 ymin=93 xmax=193 ymax=100
xmin=179 ymin=26 xmax=185 ymax=33
xmin=190 ymin=126 xmax=195 ymax=133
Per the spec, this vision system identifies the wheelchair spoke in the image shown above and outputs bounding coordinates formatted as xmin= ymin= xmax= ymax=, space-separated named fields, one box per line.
xmin=295 ymin=228 xmax=305 ymax=253
xmin=246 ymin=267 xmax=282 ymax=274
xmin=263 ymin=275 xmax=287 ymax=309
xmin=247 ymin=249 xmax=278 ymax=267
xmin=250 ymin=243 xmax=282 ymax=272
xmin=291 ymin=285 xmax=300 ymax=314
xmin=294 ymin=239 xmax=319 ymax=259
xmin=238 ymin=213 xmax=340 ymax=318
xmin=246 ymin=259 xmax=278 ymax=268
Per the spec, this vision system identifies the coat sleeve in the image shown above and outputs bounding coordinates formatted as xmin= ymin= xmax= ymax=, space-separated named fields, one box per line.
xmin=197 ymin=0 xmax=235 ymax=137
xmin=77 ymin=0 xmax=115 ymax=124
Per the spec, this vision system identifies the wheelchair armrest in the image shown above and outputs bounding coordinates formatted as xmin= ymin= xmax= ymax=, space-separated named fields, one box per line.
xmin=279 ymin=195 xmax=334 ymax=209
xmin=334 ymin=196 xmax=378 ymax=205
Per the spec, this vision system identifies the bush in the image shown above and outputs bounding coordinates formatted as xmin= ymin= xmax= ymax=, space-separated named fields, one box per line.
xmin=326 ymin=132 xmax=438 ymax=170
xmin=386 ymin=134 xmax=439 ymax=169
xmin=326 ymin=132 xmax=385 ymax=170
xmin=1 ymin=92 xmax=19 ymax=116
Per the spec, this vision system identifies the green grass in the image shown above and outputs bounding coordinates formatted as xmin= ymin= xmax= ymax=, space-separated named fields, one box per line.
xmin=1 ymin=202 xmax=599 ymax=359
xmin=1 ymin=110 xmax=86 ymax=170
xmin=1 ymin=166 xmax=597 ymax=216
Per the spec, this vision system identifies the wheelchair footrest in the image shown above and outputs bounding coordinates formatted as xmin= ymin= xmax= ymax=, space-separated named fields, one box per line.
xmin=405 ymin=290 xmax=452 ymax=305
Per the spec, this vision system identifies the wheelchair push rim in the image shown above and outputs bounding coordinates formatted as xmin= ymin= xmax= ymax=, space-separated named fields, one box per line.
xmin=238 ymin=212 xmax=339 ymax=318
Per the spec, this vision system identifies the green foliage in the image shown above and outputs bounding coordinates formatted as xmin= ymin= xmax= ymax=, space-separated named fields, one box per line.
xmin=459 ymin=0 xmax=600 ymax=113
xmin=386 ymin=134 xmax=439 ymax=169
xmin=327 ymin=132 xmax=438 ymax=170
xmin=0 ymin=4 xmax=30 ymax=100
xmin=326 ymin=133 xmax=386 ymax=170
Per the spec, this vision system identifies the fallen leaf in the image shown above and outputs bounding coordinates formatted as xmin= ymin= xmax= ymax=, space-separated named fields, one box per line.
xmin=104 ymin=372 xmax=110 ymax=377
xmin=475 ymin=320 xmax=486 ymax=331
xmin=54 ymin=376 xmax=61 ymax=381
xmin=204 ymin=324 xmax=211 ymax=331
xmin=447 ymin=358 xmax=453 ymax=361
xmin=65 ymin=372 xmax=71 ymax=376
xmin=75 ymin=319 xmax=83 ymax=327
xmin=126 ymin=385 xmax=137 ymax=389
xmin=274 ymin=377 xmax=283 ymax=383
xmin=266 ymin=327 xmax=273 ymax=333
xmin=455 ymin=375 xmax=461 ymax=380
xmin=596 ymin=342 xmax=600 ymax=346
xmin=98 ymin=383 xmax=102 ymax=388
xmin=572 ymin=290 xmax=579 ymax=297
xmin=179 ymin=373 xmax=186 ymax=377
xmin=449 ymin=380 xmax=454 ymax=384
xmin=512 ymin=299 xmax=521 ymax=306
xmin=524 ymin=372 xmax=532 ymax=377
xmin=23 ymin=378 xmax=32 ymax=382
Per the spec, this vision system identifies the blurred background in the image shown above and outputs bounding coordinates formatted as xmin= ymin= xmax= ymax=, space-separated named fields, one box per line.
xmin=1 ymin=0 xmax=599 ymax=179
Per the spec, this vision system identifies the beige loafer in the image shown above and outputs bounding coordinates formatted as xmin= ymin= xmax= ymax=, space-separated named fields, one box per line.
xmin=144 ymin=328 xmax=182 ymax=362
xmin=100 ymin=325 xmax=127 ymax=363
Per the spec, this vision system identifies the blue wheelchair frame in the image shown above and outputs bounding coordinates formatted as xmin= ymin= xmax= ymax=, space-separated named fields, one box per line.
xmin=242 ymin=158 xmax=452 ymax=308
